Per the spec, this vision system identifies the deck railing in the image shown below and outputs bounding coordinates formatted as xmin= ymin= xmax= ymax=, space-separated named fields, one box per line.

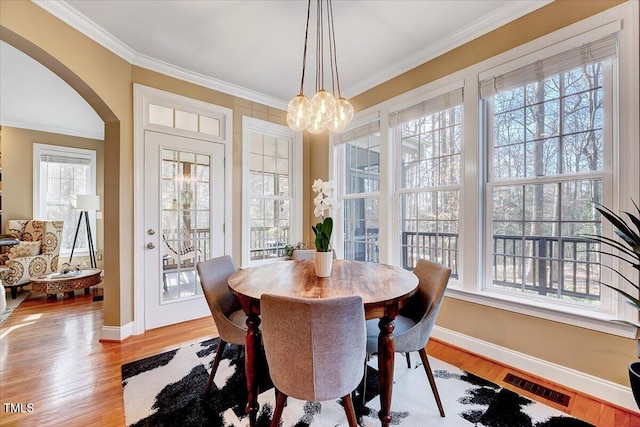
xmin=401 ymin=231 xmax=600 ymax=301
xmin=184 ymin=227 xmax=601 ymax=301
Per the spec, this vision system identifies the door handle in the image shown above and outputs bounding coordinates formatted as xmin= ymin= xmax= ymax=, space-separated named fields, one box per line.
xmin=147 ymin=242 xmax=156 ymax=249
xmin=147 ymin=229 xmax=156 ymax=235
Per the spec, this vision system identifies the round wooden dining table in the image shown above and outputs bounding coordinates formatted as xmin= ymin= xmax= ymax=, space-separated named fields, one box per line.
xmin=228 ymin=259 xmax=419 ymax=427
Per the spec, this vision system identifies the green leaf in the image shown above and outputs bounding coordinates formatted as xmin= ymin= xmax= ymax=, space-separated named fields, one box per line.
xmin=596 ymin=204 xmax=639 ymax=248
xmin=322 ymin=217 xmax=333 ymax=238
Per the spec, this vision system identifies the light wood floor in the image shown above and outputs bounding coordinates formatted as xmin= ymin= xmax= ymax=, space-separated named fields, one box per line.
xmin=0 ymin=289 xmax=638 ymax=427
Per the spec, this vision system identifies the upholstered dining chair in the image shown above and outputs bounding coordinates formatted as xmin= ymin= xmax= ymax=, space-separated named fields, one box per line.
xmin=196 ymin=255 xmax=247 ymax=396
xmin=260 ymin=294 xmax=366 ymax=427
xmin=363 ymin=259 xmax=451 ymax=417
xmin=292 ymin=249 xmax=336 ymax=260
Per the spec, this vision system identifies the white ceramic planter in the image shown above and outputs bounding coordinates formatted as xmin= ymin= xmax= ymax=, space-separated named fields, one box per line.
xmin=314 ymin=251 xmax=333 ymax=277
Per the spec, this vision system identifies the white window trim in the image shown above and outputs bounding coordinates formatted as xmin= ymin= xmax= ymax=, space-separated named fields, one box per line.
xmin=33 ymin=143 xmax=97 ymax=257
xmin=328 ymin=2 xmax=638 ymax=338
xmin=241 ymin=117 xmax=303 ymax=268
xmin=331 ymin=113 xmax=382 ymax=261
xmin=392 ymin=84 xmax=464 ymax=273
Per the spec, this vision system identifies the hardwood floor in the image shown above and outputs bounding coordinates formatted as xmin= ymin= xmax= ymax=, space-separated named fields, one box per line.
xmin=0 ymin=289 xmax=638 ymax=426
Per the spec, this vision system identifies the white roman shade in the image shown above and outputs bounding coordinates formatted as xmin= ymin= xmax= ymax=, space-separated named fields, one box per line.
xmin=480 ymin=34 xmax=617 ymax=99
xmin=389 ymin=87 xmax=463 ymax=127
xmin=333 ymin=120 xmax=380 ymax=145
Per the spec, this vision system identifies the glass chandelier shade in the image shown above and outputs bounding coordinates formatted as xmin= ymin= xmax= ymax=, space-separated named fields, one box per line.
xmin=326 ymin=97 xmax=354 ymax=132
xmin=287 ymin=94 xmax=312 ymax=131
xmin=288 ymin=0 xmax=353 ymax=134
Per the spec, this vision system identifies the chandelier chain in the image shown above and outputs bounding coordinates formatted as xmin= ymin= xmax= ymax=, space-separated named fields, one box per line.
xmin=299 ymin=0 xmax=312 ymax=95
xmin=287 ymin=0 xmax=354 ymax=133
xmin=327 ymin=0 xmax=341 ymax=99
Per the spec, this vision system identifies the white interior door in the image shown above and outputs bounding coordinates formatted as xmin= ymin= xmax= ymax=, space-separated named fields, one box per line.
xmin=144 ymin=130 xmax=225 ymax=329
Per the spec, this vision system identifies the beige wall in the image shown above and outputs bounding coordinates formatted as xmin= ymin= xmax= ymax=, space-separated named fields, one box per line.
xmin=342 ymin=0 xmax=635 ymax=387
xmin=2 ymin=0 xmax=130 ymax=328
xmin=1 ymin=127 xmax=105 ymax=267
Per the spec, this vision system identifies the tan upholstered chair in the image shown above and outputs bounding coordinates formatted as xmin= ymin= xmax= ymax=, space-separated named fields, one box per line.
xmin=260 ymin=294 xmax=366 ymax=427
xmin=196 ymin=255 xmax=247 ymax=396
xmin=3 ymin=220 xmax=64 ymax=288
xmin=364 ymin=259 xmax=451 ymax=417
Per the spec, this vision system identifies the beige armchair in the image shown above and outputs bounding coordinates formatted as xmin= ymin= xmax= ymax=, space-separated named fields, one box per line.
xmin=3 ymin=220 xmax=64 ymax=288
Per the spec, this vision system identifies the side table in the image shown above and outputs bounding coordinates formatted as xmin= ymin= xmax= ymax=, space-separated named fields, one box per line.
xmin=31 ymin=268 xmax=102 ymax=298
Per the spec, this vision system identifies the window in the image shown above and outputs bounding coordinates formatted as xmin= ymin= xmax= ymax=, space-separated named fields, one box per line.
xmin=327 ymin=7 xmax=637 ymax=334
xmin=334 ymin=121 xmax=381 ymax=262
xmin=33 ymin=143 xmax=97 ymax=255
xmin=148 ymin=103 xmax=222 ymax=137
xmin=392 ymin=88 xmax=463 ymax=276
xmin=481 ymin=35 xmax=616 ymax=308
xmin=242 ymin=118 xmax=302 ymax=267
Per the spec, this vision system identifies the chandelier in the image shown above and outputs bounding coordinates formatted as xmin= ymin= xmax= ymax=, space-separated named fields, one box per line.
xmin=287 ymin=0 xmax=354 ymax=134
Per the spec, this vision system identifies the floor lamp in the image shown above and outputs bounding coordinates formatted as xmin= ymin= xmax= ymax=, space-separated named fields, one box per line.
xmin=69 ymin=194 xmax=100 ymax=269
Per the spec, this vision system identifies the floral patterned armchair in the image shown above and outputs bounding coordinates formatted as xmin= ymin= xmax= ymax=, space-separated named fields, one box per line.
xmin=3 ymin=220 xmax=64 ymax=286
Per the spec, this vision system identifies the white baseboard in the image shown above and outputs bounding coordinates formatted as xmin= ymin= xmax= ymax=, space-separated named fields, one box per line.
xmin=432 ymin=326 xmax=638 ymax=412
xmin=100 ymin=322 xmax=134 ymax=342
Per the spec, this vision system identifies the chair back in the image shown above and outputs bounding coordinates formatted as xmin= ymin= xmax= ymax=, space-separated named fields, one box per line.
xmin=292 ymin=249 xmax=336 ymax=260
xmin=261 ymin=294 xmax=366 ymax=402
xmin=292 ymin=249 xmax=315 ymax=260
xmin=6 ymin=220 xmax=64 ymax=256
xmin=399 ymin=259 xmax=451 ymax=350
xmin=196 ymin=256 xmax=246 ymax=344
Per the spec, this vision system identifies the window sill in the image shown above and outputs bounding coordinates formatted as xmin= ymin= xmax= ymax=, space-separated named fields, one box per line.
xmin=59 ymin=249 xmax=91 ymax=259
xmin=445 ymin=285 xmax=637 ymax=339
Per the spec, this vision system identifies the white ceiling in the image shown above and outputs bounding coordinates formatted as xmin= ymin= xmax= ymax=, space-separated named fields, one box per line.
xmin=0 ymin=0 xmax=550 ymax=140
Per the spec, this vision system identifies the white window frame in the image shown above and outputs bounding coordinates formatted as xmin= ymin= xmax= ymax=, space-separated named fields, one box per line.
xmin=391 ymin=84 xmax=464 ymax=276
xmin=332 ymin=114 xmax=382 ymax=261
xmin=33 ymin=143 xmax=97 ymax=256
xmin=241 ymin=117 xmax=303 ymax=267
xmin=327 ymin=2 xmax=638 ymax=338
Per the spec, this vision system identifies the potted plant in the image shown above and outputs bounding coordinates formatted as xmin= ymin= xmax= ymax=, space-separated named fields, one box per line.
xmin=283 ymin=242 xmax=308 ymax=260
xmin=311 ymin=179 xmax=338 ymax=277
xmin=584 ymin=200 xmax=640 ymax=408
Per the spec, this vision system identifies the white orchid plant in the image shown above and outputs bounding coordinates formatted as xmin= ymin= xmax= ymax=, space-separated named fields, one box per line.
xmin=312 ymin=179 xmax=339 ymax=252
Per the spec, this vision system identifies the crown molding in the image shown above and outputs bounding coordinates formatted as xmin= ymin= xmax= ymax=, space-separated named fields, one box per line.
xmin=0 ymin=119 xmax=104 ymax=140
xmin=133 ymin=53 xmax=288 ymax=110
xmin=34 ymin=0 xmax=550 ymax=109
xmin=32 ymin=0 xmax=288 ymax=110
xmin=32 ymin=0 xmax=137 ymax=62
xmin=345 ymin=0 xmax=553 ymax=98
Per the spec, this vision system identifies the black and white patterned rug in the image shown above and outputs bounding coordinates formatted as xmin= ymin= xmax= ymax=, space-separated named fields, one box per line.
xmin=121 ymin=338 xmax=593 ymax=427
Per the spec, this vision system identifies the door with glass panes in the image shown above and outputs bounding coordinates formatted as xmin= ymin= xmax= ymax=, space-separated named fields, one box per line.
xmin=144 ymin=130 xmax=224 ymax=329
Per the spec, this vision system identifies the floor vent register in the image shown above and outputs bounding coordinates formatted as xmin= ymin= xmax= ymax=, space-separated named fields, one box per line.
xmin=503 ymin=373 xmax=571 ymax=407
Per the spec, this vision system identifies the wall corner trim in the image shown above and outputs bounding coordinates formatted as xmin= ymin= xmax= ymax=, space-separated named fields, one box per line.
xmin=100 ymin=322 xmax=134 ymax=342
xmin=432 ymin=326 xmax=637 ymax=411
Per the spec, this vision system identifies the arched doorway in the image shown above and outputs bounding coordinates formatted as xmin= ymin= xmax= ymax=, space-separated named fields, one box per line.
xmin=0 ymin=24 xmax=122 ymax=339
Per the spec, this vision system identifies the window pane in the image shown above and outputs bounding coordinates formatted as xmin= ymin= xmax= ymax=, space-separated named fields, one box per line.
xmin=38 ymin=148 xmax=94 ymax=253
xmin=247 ymin=129 xmax=293 ymax=261
xmin=340 ymin=125 xmax=381 ymax=261
xmin=175 ymin=110 xmax=198 ymax=132
xmin=400 ymin=190 xmax=459 ymax=276
xmin=343 ymin=197 xmax=379 ymax=262
xmin=200 ymin=116 xmax=221 ymax=136
xmin=149 ymin=104 xmax=173 ymax=127
xmin=488 ymin=56 xmax=608 ymax=307
xmin=397 ymin=101 xmax=462 ymax=275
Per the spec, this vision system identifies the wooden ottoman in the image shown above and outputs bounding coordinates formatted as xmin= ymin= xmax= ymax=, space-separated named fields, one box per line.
xmin=32 ymin=268 xmax=102 ymax=298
